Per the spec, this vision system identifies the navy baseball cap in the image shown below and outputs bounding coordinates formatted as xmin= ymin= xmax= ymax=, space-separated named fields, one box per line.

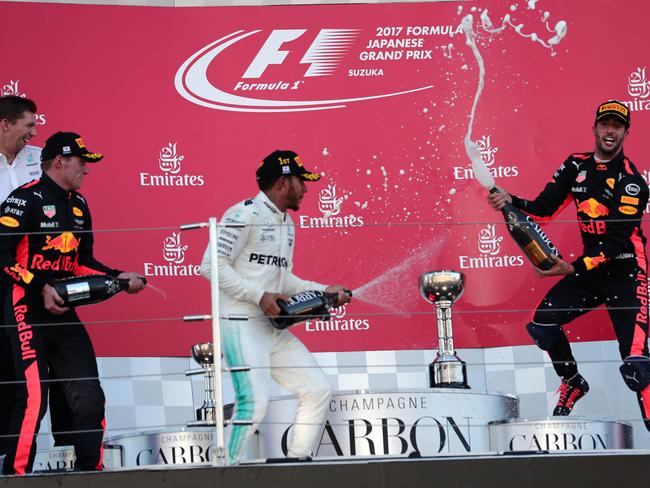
xmin=256 ymin=150 xmax=321 ymax=182
xmin=41 ymin=132 xmax=104 ymax=163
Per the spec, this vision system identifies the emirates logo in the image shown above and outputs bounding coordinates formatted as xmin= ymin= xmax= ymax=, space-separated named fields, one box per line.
xmin=318 ymin=184 xmax=344 ymax=217
xmin=477 ymin=224 xmax=503 ymax=256
xmin=458 ymin=223 xmax=524 ymax=269
xmin=329 ymin=304 xmax=347 ymax=319
xmin=143 ymin=231 xmax=200 ymax=278
xmin=139 ymin=141 xmax=205 ymax=187
xmin=305 ymin=301 xmax=369 ymax=333
xmin=159 ymin=142 xmax=185 ymax=174
xmin=162 ymin=232 xmax=188 ymax=264
xmin=300 ymin=181 xmax=364 ymax=229
xmin=623 ymin=67 xmax=650 ymax=113
xmin=454 ymin=134 xmax=518 ymax=182
xmin=1 ymin=80 xmax=26 ymax=97
xmin=628 ymin=67 xmax=650 ymax=99
xmin=475 ymin=135 xmax=498 ymax=167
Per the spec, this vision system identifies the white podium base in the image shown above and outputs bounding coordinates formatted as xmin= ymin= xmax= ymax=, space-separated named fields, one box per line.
xmin=489 ymin=417 xmax=633 ymax=452
xmin=259 ymin=388 xmax=519 ymax=459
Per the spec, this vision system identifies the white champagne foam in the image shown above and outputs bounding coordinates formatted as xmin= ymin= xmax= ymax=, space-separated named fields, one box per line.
xmin=460 ymin=3 xmax=568 ymax=190
xmin=461 ymin=14 xmax=495 ymax=189
xmin=353 ymin=231 xmax=450 ymax=313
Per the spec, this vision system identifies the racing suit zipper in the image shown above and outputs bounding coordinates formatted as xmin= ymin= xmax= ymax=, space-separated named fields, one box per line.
xmin=65 ymin=192 xmax=72 ymax=231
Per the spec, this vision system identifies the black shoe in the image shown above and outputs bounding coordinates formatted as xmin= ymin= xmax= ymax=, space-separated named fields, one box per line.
xmin=553 ymin=373 xmax=589 ymax=416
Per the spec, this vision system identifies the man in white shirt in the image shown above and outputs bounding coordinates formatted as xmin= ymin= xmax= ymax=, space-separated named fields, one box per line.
xmin=0 ymin=96 xmax=41 ymax=198
xmin=0 ymin=95 xmax=40 ymax=456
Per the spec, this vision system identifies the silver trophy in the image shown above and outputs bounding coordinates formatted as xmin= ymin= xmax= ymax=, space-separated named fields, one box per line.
xmin=188 ymin=342 xmax=216 ymax=424
xmin=419 ymin=270 xmax=469 ymax=389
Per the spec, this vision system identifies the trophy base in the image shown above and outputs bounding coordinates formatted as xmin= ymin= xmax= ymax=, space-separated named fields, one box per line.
xmin=429 ymin=354 xmax=470 ymax=389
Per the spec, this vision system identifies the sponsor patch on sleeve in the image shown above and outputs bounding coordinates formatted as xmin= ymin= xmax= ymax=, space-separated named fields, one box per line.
xmin=0 ymin=216 xmax=19 ymax=227
xmin=618 ymin=205 xmax=638 ymax=215
xmin=621 ymin=195 xmax=639 ymax=205
xmin=9 ymin=264 xmax=33 ymax=284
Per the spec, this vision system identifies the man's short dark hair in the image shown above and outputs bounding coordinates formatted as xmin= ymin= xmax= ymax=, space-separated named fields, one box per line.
xmin=0 ymin=96 xmax=38 ymax=123
xmin=41 ymin=158 xmax=54 ymax=171
xmin=257 ymin=176 xmax=280 ymax=191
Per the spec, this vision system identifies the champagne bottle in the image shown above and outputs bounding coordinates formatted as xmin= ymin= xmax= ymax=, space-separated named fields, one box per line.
xmin=490 ymin=188 xmax=560 ymax=270
xmin=271 ymin=289 xmax=352 ymax=330
xmin=52 ymin=275 xmax=146 ymax=307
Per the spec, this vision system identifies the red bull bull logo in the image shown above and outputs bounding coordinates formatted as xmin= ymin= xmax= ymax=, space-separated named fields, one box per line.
xmin=584 ymin=253 xmax=608 ymax=270
xmin=576 ymin=198 xmax=609 ymax=218
xmin=42 ymin=232 xmax=80 ymax=254
xmin=8 ymin=263 xmax=34 ymax=284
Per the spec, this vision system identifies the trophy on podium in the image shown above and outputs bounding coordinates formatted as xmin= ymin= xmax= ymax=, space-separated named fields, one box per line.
xmin=186 ymin=342 xmax=216 ymax=425
xmin=419 ymin=270 xmax=469 ymax=389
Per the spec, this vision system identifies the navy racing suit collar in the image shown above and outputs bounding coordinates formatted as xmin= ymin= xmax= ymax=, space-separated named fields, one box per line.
xmin=40 ymin=171 xmax=74 ymax=200
xmin=589 ymin=150 xmax=626 ymax=167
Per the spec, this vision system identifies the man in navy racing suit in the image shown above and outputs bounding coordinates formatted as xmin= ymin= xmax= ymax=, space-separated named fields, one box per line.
xmin=0 ymin=132 xmax=145 ymax=474
xmin=488 ymin=100 xmax=650 ymax=429
xmin=0 ymin=95 xmax=73 ymax=455
xmin=201 ymin=150 xmax=351 ymax=464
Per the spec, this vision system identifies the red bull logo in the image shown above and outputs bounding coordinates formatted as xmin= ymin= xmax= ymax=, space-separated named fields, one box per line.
xmin=8 ymin=263 xmax=34 ymax=284
xmin=14 ymin=304 xmax=36 ymax=361
xmin=576 ymin=198 xmax=609 ymax=218
xmin=30 ymin=254 xmax=77 ymax=271
xmin=42 ymin=232 xmax=80 ymax=254
xmin=634 ymin=273 xmax=648 ymax=356
xmin=584 ymin=253 xmax=608 ymax=271
xmin=579 ymin=219 xmax=606 ymax=235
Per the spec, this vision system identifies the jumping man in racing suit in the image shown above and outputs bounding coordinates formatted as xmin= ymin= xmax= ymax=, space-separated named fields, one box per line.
xmin=201 ymin=150 xmax=351 ymax=464
xmin=488 ymin=100 xmax=650 ymax=429
xmin=0 ymin=132 xmax=145 ymax=474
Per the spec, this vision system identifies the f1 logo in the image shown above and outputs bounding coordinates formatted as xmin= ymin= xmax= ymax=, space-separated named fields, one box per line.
xmin=242 ymin=29 xmax=360 ymax=79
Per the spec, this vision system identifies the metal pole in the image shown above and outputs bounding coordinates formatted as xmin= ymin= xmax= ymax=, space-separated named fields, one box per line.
xmin=208 ymin=217 xmax=227 ymax=466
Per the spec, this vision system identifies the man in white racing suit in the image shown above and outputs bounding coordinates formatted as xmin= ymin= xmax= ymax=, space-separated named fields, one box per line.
xmin=201 ymin=150 xmax=351 ymax=464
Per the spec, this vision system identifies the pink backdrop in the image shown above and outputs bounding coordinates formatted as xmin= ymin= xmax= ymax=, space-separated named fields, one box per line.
xmin=2 ymin=0 xmax=649 ymax=356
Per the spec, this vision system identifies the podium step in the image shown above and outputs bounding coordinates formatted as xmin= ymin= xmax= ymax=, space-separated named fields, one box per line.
xmin=489 ymin=417 xmax=632 ymax=452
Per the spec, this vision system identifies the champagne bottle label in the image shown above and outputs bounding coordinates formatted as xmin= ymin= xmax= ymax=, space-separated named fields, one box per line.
xmin=498 ymin=196 xmax=560 ymax=270
xmin=508 ymin=212 xmax=560 ymax=256
xmin=285 ymin=290 xmax=325 ymax=306
xmin=106 ymin=279 xmax=122 ymax=296
xmin=65 ymin=281 xmax=91 ymax=302
xmin=523 ymin=240 xmax=549 ymax=265
xmin=271 ymin=290 xmax=351 ymax=330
